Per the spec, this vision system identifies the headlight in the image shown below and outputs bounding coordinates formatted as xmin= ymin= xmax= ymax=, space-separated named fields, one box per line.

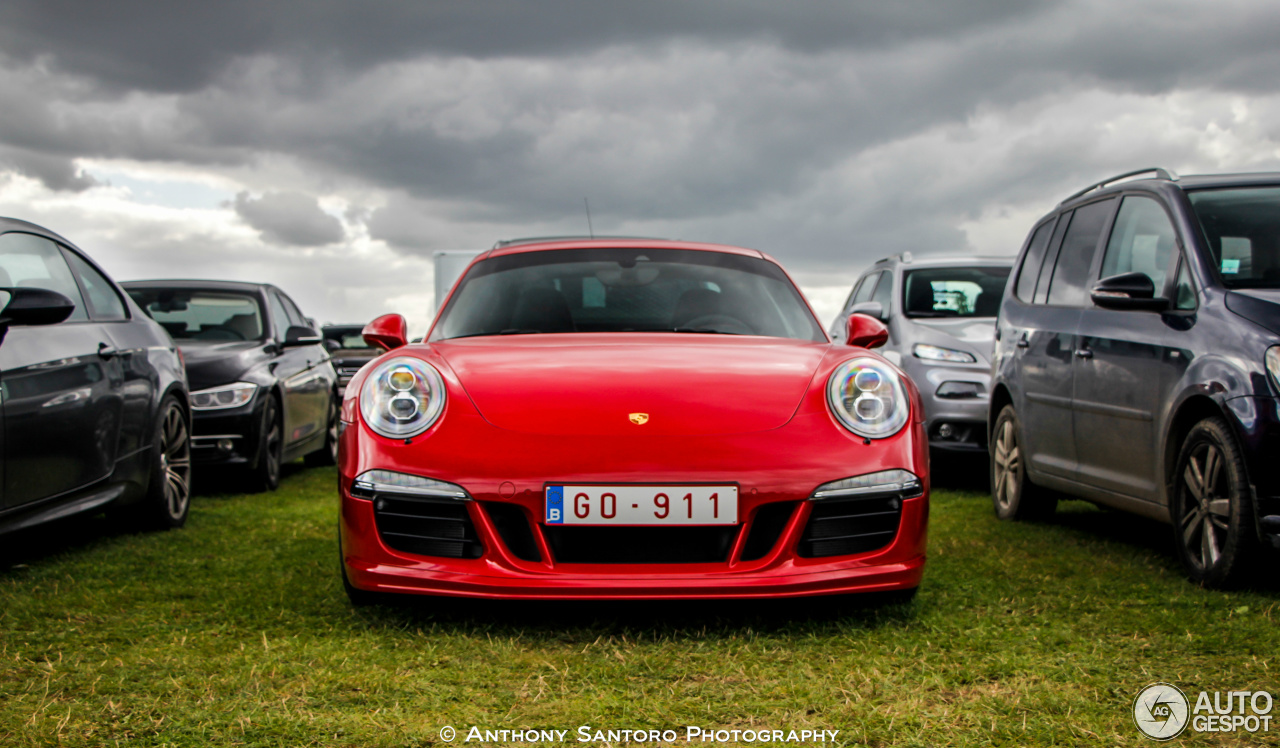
xmin=810 ymin=470 xmax=922 ymax=500
xmin=190 ymin=382 xmax=257 ymax=410
xmin=912 ymin=343 xmax=977 ymax=364
xmin=827 ymin=358 xmax=910 ymax=438
xmin=359 ymin=357 xmax=446 ymax=439
xmin=1267 ymin=347 xmax=1280 ymax=392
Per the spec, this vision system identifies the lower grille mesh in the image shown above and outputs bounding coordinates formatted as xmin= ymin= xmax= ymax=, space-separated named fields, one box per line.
xmin=798 ymin=495 xmax=902 ymax=558
xmin=373 ymin=495 xmax=484 ymax=559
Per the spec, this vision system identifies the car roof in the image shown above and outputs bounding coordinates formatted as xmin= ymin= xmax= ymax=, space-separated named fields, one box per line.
xmin=120 ymin=279 xmax=270 ymax=293
xmin=1 ymin=217 xmax=79 ymax=248
xmin=482 ymin=237 xmax=768 ymax=261
xmin=869 ymin=255 xmax=1013 ymax=271
xmin=1058 ymin=168 xmax=1280 ymax=210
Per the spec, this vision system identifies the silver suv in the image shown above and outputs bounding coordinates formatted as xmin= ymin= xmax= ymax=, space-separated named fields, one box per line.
xmin=830 ymin=254 xmax=1012 ymax=454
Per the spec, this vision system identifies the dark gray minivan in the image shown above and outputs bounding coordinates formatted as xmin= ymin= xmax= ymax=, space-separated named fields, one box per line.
xmin=990 ymin=168 xmax=1280 ymax=588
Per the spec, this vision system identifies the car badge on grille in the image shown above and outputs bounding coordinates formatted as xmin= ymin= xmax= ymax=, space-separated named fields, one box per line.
xmin=629 ymin=413 xmax=650 ymax=425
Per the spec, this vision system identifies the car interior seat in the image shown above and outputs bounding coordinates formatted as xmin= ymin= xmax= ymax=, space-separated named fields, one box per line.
xmin=973 ymin=291 xmax=1000 ymax=317
xmin=905 ymin=278 xmax=936 ymax=314
xmin=223 ymin=312 xmax=261 ymax=340
xmin=509 ymin=287 xmax=575 ymax=333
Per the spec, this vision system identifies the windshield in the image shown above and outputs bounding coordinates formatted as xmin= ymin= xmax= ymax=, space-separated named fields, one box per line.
xmin=324 ymin=327 xmax=372 ymax=349
xmin=1188 ymin=186 xmax=1280 ymax=288
xmin=431 ymin=247 xmax=825 ymax=342
xmin=902 ymin=266 xmax=1011 ymax=318
xmin=128 ymin=289 xmax=266 ymax=341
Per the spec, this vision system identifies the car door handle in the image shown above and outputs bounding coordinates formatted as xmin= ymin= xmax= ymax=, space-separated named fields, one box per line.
xmin=1074 ymin=349 xmax=1093 ymax=359
xmin=97 ymin=342 xmax=118 ymax=359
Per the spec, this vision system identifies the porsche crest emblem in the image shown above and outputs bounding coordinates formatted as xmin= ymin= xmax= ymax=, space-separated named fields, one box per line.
xmin=629 ymin=413 xmax=650 ymax=425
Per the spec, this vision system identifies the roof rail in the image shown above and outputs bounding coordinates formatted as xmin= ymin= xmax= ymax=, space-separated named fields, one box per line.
xmin=492 ymin=235 xmax=668 ymax=249
xmin=1059 ymin=167 xmax=1179 ymax=205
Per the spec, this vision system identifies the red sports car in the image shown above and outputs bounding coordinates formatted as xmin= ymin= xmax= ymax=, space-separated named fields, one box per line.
xmin=338 ymin=238 xmax=928 ymax=603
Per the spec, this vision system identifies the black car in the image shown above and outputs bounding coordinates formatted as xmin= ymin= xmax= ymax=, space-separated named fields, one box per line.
xmin=122 ymin=280 xmax=339 ymax=492
xmin=990 ymin=168 xmax=1280 ymax=587
xmin=0 ymin=218 xmax=191 ymax=535
xmin=320 ymin=324 xmax=379 ymax=396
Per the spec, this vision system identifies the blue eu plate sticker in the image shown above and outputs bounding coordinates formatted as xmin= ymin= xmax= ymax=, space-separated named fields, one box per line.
xmin=1222 ymin=258 xmax=1241 ymax=274
xmin=545 ymin=486 xmax=564 ymax=523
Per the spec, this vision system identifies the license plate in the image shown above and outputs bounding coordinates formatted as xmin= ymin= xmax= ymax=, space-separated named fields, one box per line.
xmin=545 ymin=485 xmax=738 ymax=526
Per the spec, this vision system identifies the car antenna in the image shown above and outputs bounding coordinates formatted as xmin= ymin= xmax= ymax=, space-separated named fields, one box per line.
xmin=584 ymin=197 xmax=594 ymax=238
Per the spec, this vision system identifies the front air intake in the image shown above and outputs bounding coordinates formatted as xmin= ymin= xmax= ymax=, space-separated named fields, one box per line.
xmin=372 ymin=495 xmax=484 ymax=559
xmin=798 ymin=495 xmax=902 ymax=558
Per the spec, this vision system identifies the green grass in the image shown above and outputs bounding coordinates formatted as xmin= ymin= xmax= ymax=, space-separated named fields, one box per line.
xmin=1 ymin=465 xmax=1276 ymax=747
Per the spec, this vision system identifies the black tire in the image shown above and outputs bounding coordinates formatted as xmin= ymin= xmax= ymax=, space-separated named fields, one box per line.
xmin=131 ymin=395 xmax=192 ymax=530
xmin=304 ymin=393 xmax=339 ymax=468
xmin=246 ymin=395 xmax=283 ymax=493
xmin=1170 ymin=417 xmax=1259 ymax=588
xmin=990 ymin=405 xmax=1057 ymax=521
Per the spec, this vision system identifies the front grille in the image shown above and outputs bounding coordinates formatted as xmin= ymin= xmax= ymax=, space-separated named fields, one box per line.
xmin=740 ymin=502 xmax=798 ymax=561
xmin=542 ymin=525 xmax=739 ymax=564
xmin=482 ymin=503 xmax=542 ymax=562
xmin=373 ymin=495 xmax=484 ymax=559
xmin=798 ymin=495 xmax=902 ymax=558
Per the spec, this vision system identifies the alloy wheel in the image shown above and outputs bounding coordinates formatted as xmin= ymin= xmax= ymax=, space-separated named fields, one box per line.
xmin=160 ymin=404 xmax=191 ymax=520
xmin=1179 ymin=442 xmax=1232 ymax=572
xmin=992 ymin=418 xmax=1019 ymax=510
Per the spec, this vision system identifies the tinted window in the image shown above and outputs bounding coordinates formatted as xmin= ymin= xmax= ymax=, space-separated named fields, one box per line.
xmin=1101 ymin=196 xmax=1176 ymax=292
xmin=324 ymin=327 xmax=372 ymax=349
xmin=1047 ymin=199 xmax=1114 ymax=306
xmin=0 ymin=232 xmax=87 ymax=321
xmin=1015 ymin=219 xmax=1056 ymax=302
xmin=871 ymin=272 xmax=893 ymax=312
xmin=267 ymin=292 xmax=293 ymax=337
xmin=279 ymin=292 xmax=309 ymax=328
xmin=434 ymin=247 xmax=825 ymax=341
xmin=63 ymin=249 xmax=127 ymax=320
xmin=852 ymin=272 xmax=880 ymax=305
xmin=1034 ymin=213 xmax=1073 ymax=304
xmin=1188 ymin=186 xmax=1280 ymax=287
xmin=128 ymin=289 xmax=265 ymax=340
xmin=903 ymin=266 xmax=1012 ymax=318
xmin=1174 ymin=259 xmax=1197 ymax=311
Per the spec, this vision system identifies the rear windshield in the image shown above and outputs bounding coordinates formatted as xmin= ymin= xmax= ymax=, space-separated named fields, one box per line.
xmin=902 ymin=266 xmax=1011 ymax=318
xmin=431 ymin=247 xmax=825 ymax=342
xmin=1188 ymin=186 xmax=1280 ymax=287
xmin=128 ymin=289 xmax=265 ymax=341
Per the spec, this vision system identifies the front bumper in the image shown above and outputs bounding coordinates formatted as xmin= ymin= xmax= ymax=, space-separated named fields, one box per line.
xmin=339 ymin=408 xmax=929 ymax=601
xmin=189 ymin=402 xmax=262 ymax=466
xmin=906 ymin=360 xmax=992 ymax=452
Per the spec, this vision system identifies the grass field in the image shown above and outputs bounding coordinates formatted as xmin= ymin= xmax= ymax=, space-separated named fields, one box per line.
xmin=1 ymin=463 xmax=1277 ymax=747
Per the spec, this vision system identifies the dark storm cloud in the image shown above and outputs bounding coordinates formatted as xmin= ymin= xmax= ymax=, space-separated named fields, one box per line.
xmin=232 ymin=191 xmax=344 ymax=246
xmin=0 ymin=1 xmax=1050 ymax=92
xmin=4 ymin=0 xmax=1280 ymax=275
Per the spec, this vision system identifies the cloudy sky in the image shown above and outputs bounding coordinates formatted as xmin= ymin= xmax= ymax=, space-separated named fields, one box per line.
xmin=3 ymin=1 xmax=1280 ymax=334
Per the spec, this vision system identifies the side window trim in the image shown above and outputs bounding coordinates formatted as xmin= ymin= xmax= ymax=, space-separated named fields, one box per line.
xmin=1034 ymin=211 xmax=1072 ymax=304
xmin=1014 ymin=216 xmax=1058 ymax=304
xmin=1042 ymin=197 xmax=1117 ymax=308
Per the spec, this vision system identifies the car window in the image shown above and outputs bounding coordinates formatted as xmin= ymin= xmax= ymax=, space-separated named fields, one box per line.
xmin=434 ymin=247 xmax=826 ymax=342
xmin=1187 ymin=186 xmax=1280 ymax=287
xmin=1034 ymin=212 xmax=1073 ymax=304
xmin=871 ymin=271 xmax=893 ymax=312
xmin=1047 ymin=198 xmax=1115 ymax=307
xmin=903 ymin=267 xmax=1012 ymax=317
xmin=0 ymin=232 xmax=88 ymax=321
xmin=1015 ymin=219 xmax=1056 ymax=302
xmin=279 ymin=292 xmax=309 ymax=328
xmin=63 ymin=249 xmax=127 ymax=321
xmin=1174 ymin=259 xmax=1197 ymax=311
xmin=1101 ymin=196 xmax=1176 ymax=292
xmin=267 ymin=291 xmax=294 ymax=338
xmin=852 ymin=272 xmax=880 ymax=306
xmin=128 ymin=289 xmax=266 ymax=340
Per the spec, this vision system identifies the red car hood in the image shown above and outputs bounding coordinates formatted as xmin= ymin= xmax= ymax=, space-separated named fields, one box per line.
xmin=433 ymin=334 xmax=829 ymax=436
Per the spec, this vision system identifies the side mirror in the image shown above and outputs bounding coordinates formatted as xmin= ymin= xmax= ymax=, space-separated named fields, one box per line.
xmin=1090 ymin=272 xmax=1169 ymax=311
xmin=283 ymin=325 xmax=322 ymax=347
xmin=846 ymin=313 xmax=889 ymax=349
xmin=363 ymin=314 xmax=408 ymax=351
xmin=849 ymin=300 xmax=885 ymax=321
xmin=0 ymin=287 xmax=76 ymax=327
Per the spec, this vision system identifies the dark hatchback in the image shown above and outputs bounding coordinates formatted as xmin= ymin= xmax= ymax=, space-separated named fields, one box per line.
xmin=0 ymin=218 xmax=190 ymax=535
xmin=990 ymin=168 xmax=1280 ymax=587
xmin=122 ymin=280 xmax=339 ymax=491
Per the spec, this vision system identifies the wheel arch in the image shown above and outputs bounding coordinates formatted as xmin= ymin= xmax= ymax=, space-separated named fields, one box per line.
xmin=1161 ymin=394 xmax=1242 ymax=507
xmin=988 ymin=382 xmax=1014 ymax=441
